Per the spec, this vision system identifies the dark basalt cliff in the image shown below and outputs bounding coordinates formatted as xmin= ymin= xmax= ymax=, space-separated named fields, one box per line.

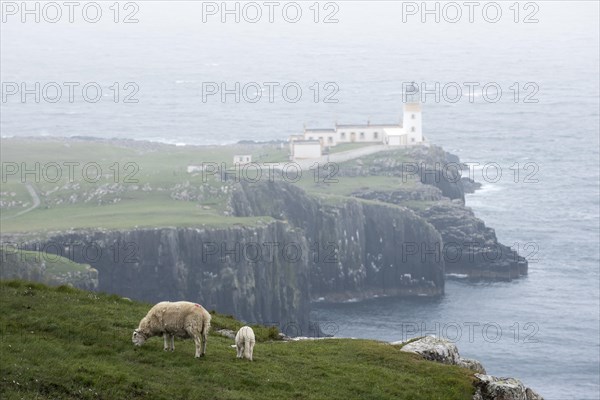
xmin=32 ymin=222 xmax=313 ymax=334
xmin=417 ymin=203 xmax=527 ymax=279
xmin=347 ymin=146 xmax=527 ymax=279
xmin=230 ymin=180 xmax=445 ymax=302
xmin=348 ymin=191 xmax=528 ymax=279
xmin=0 ymin=249 xmax=98 ymax=290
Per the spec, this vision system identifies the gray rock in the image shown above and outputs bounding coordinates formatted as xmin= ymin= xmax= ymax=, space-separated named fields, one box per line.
xmin=458 ymin=358 xmax=487 ymax=374
xmin=340 ymin=145 xmax=528 ymax=280
xmin=525 ymin=388 xmax=544 ymax=400
xmin=398 ymin=336 xmax=485 ymax=373
xmin=461 ymin=177 xmax=482 ymax=194
xmin=417 ymin=202 xmax=528 ymax=279
xmin=399 ymin=335 xmax=461 ymax=365
xmin=215 ymin=329 xmax=236 ymax=339
xmin=473 ymin=374 xmax=544 ymax=400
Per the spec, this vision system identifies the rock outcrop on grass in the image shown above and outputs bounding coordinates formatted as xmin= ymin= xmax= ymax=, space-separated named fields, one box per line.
xmin=397 ymin=335 xmax=486 ymax=374
xmin=396 ymin=336 xmax=543 ymax=400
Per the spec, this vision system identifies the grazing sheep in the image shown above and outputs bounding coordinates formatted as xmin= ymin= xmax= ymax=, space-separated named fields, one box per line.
xmin=132 ymin=301 xmax=211 ymax=358
xmin=235 ymin=326 xmax=256 ymax=361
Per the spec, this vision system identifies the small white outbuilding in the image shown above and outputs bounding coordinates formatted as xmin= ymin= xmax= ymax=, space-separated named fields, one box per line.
xmin=291 ymin=140 xmax=322 ymax=159
xmin=233 ymin=155 xmax=252 ymax=165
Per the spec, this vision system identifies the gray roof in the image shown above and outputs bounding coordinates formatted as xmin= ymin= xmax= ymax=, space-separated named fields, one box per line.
xmin=305 ymin=128 xmax=335 ymax=133
xmin=294 ymin=140 xmax=321 ymax=144
xmin=335 ymin=124 xmax=400 ymax=128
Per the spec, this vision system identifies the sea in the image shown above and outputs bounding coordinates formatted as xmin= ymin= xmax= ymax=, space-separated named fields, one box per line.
xmin=1 ymin=2 xmax=599 ymax=399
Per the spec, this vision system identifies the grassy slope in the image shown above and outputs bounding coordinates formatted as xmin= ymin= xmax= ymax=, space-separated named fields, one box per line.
xmin=1 ymin=201 xmax=274 ymax=232
xmin=0 ymin=139 xmax=285 ymax=232
xmin=326 ymin=142 xmax=379 ymax=153
xmin=0 ymin=280 xmax=475 ymax=400
xmin=296 ymin=175 xmax=416 ymax=197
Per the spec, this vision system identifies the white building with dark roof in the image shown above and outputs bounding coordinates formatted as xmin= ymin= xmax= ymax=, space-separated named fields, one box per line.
xmin=290 ymin=84 xmax=425 ymax=160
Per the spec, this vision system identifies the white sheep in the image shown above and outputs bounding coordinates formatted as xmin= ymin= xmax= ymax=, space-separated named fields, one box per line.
xmin=235 ymin=326 xmax=256 ymax=361
xmin=132 ymin=301 xmax=211 ymax=358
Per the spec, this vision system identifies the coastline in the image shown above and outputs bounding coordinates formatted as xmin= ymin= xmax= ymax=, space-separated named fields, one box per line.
xmin=2 ymin=136 xmax=526 ymax=321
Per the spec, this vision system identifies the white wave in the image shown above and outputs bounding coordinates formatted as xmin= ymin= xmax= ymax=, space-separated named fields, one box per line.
xmin=466 ymin=182 xmax=503 ymax=197
xmin=446 ymin=273 xmax=469 ymax=279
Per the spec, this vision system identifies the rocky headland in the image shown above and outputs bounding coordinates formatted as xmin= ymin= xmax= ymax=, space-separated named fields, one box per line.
xmin=0 ymin=138 xmax=541 ymax=398
xmin=1 ymin=139 xmax=527 ymax=334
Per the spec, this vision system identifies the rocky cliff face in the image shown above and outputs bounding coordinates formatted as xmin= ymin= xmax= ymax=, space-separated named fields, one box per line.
xmin=30 ymin=222 xmax=313 ymax=334
xmin=347 ymin=146 xmax=527 ymax=279
xmin=230 ymin=180 xmax=445 ymax=301
xmin=417 ymin=203 xmax=527 ymax=279
xmin=0 ymin=249 xmax=98 ymax=290
xmin=351 ymin=192 xmax=527 ymax=279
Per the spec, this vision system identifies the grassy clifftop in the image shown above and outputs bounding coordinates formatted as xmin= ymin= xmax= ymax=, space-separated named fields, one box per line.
xmin=0 ymin=138 xmax=425 ymax=234
xmin=0 ymin=138 xmax=286 ymax=232
xmin=0 ymin=280 xmax=475 ymax=400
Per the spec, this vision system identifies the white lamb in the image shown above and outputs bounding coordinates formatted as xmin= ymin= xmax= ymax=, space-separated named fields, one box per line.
xmin=235 ymin=326 xmax=256 ymax=361
xmin=132 ymin=301 xmax=211 ymax=358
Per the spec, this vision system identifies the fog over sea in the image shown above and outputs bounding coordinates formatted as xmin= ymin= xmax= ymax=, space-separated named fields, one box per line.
xmin=1 ymin=2 xmax=599 ymax=399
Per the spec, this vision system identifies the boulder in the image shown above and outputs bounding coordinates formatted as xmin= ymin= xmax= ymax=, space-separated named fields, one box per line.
xmin=398 ymin=336 xmax=486 ymax=373
xmin=473 ymin=374 xmax=544 ymax=400
xmin=215 ymin=329 xmax=236 ymax=339
xmin=458 ymin=358 xmax=487 ymax=374
xmin=399 ymin=335 xmax=462 ymax=365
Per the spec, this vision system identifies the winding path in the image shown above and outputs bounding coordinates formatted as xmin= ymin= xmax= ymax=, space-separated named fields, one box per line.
xmin=1 ymin=183 xmax=40 ymax=220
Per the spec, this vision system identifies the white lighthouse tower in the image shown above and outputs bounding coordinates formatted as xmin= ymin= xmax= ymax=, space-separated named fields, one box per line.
xmin=403 ymin=82 xmax=423 ymax=144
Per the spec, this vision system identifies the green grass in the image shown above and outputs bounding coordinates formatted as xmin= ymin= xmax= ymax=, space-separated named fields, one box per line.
xmin=326 ymin=142 xmax=379 ymax=154
xmin=0 ymin=138 xmax=427 ymax=234
xmin=0 ymin=280 xmax=476 ymax=400
xmin=0 ymin=139 xmax=287 ymax=232
xmin=296 ymin=175 xmax=417 ymax=197
xmin=0 ymin=195 xmax=274 ymax=233
xmin=339 ymin=148 xmax=413 ymax=167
